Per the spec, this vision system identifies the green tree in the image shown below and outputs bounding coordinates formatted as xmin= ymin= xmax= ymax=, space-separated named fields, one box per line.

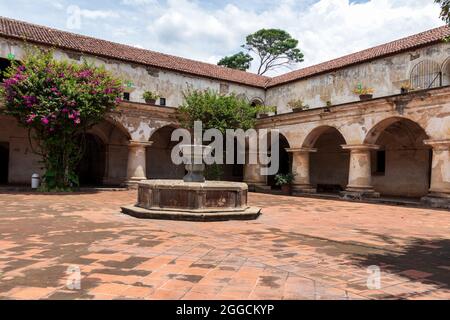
xmin=178 ymin=90 xmax=274 ymax=181
xmin=436 ymin=0 xmax=450 ymax=25
xmin=0 ymin=49 xmax=122 ymax=191
xmin=218 ymin=29 xmax=304 ymax=75
xmin=244 ymin=29 xmax=304 ymax=75
xmin=218 ymin=52 xmax=253 ymax=71
xmin=178 ymin=89 xmax=273 ymax=133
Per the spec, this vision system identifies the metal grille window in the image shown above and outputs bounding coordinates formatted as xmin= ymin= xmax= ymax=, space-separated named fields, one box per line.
xmin=410 ymin=60 xmax=442 ymax=90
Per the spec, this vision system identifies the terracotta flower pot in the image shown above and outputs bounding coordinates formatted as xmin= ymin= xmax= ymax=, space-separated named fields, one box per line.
xmin=359 ymin=94 xmax=373 ymax=101
xmin=281 ymin=184 xmax=292 ymax=195
xmin=145 ymin=99 xmax=156 ymax=105
xmin=292 ymin=108 xmax=303 ymax=113
xmin=259 ymin=113 xmax=269 ymax=118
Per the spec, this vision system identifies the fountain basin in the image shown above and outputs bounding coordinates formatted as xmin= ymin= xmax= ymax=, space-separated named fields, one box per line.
xmin=121 ymin=180 xmax=261 ymax=221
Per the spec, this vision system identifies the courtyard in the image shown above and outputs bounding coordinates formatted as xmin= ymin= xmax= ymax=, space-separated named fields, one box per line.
xmin=0 ymin=190 xmax=448 ymax=300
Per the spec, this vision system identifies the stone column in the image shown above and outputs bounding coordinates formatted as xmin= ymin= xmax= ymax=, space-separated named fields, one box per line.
xmin=341 ymin=144 xmax=380 ymax=198
xmin=422 ymin=139 xmax=450 ymax=209
xmin=243 ymin=151 xmax=268 ymax=192
xmin=126 ymin=141 xmax=153 ymax=187
xmin=286 ymin=148 xmax=317 ymax=193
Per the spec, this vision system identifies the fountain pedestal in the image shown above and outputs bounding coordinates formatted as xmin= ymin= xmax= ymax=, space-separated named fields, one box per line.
xmin=121 ymin=145 xmax=261 ymax=221
xmin=121 ymin=180 xmax=260 ymax=221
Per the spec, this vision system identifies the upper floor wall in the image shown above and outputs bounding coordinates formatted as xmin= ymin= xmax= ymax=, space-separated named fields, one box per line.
xmin=266 ymin=42 xmax=450 ymax=114
xmin=0 ymin=37 xmax=266 ymax=109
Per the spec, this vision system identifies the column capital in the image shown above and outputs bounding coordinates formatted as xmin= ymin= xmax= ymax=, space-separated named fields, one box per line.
xmin=128 ymin=140 xmax=153 ymax=148
xmin=341 ymin=144 xmax=380 ymax=151
xmin=424 ymin=139 xmax=450 ymax=151
xmin=286 ymin=147 xmax=318 ymax=154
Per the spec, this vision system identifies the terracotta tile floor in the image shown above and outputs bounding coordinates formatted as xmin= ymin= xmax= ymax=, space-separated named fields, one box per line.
xmin=0 ymin=191 xmax=449 ymax=300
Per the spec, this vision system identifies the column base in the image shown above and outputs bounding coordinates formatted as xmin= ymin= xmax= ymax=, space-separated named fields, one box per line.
xmin=126 ymin=178 xmax=147 ymax=189
xmin=421 ymin=192 xmax=450 ymax=210
xmin=341 ymin=187 xmax=380 ymax=200
xmin=245 ymin=182 xmax=270 ymax=192
xmin=292 ymin=184 xmax=317 ymax=194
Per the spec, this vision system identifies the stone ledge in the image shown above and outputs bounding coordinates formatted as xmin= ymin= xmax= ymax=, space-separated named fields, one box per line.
xmin=121 ymin=205 xmax=262 ymax=222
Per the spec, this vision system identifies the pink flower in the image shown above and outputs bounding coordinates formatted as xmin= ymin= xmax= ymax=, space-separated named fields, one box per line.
xmin=41 ymin=117 xmax=49 ymax=125
xmin=26 ymin=114 xmax=36 ymax=124
xmin=74 ymin=118 xmax=81 ymax=125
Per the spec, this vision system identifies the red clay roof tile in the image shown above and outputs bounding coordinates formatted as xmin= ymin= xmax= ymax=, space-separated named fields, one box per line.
xmin=1 ymin=16 xmax=449 ymax=89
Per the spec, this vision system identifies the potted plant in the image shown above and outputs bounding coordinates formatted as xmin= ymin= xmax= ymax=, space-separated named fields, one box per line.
xmin=400 ymin=82 xmax=413 ymax=94
xmin=287 ymin=99 xmax=310 ymax=113
xmin=143 ymin=91 xmax=160 ymax=105
xmin=275 ymin=173 xmax=295 ymax=195
xmin=257 ymin=105 xmax=277 ymax=118
xmin=353 ymin=85 xmax=374 ymax=101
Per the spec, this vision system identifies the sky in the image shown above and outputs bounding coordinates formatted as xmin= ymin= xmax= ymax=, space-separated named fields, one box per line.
xmin=0 ymin=0 xmax=444 ymax=75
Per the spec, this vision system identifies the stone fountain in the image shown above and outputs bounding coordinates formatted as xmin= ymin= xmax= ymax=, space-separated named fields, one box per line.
xmin=121 ymin=144 xmax=261 ymax=221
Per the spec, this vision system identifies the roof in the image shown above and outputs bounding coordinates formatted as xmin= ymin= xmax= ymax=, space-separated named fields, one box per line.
xmin=0 ymin=17 xmax=269 ymax=88
xmin=268 ymin=26 xmax=450 ymax=87
xmin=1 ymin=16 xmax=449 ymax=89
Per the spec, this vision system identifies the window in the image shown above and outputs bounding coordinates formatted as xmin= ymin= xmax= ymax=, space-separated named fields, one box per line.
xmin=123 ymin=92 xmax=130 ymax=101
xmin=375 ymin=150 xmax=386 ymax=175
xmin=410 ymin=60 xmax=442 ymax=90
xmin=159 ymin=98 xmax=166 ymax=106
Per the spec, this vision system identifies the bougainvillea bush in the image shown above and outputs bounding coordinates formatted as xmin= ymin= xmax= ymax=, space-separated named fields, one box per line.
xmin=0 ymin=49 xmax=123 ymax=191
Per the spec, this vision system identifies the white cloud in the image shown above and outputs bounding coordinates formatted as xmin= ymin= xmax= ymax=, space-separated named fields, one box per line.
xmin=0 ymin=0 xmax=444 ymax=76
xmin=121 ymin=0 xmax=157 ymax=5
xmin=144 ymin=0 xmax=443 ymax=75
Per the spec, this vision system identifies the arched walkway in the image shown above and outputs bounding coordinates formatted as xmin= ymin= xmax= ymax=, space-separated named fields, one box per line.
xmin=77 ymin=134 xmax=106 ymax=186
xmin=268 ymin=133 xmax=291 ymax=189
xmin=365 ymin=117 xmax=431 ymax=198
xmin=147 ymin=125 xmax=184 ymax=179
xmin=77 ymin=120 xmax=131 ymax=186
xmin=305 ymin=126 xmax=349 ymax=193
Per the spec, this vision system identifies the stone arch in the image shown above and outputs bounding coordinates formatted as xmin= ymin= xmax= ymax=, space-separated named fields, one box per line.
xmin=81 ymin=119 xmax=132 ymax=186
xmin=147 ymin=124 xmax=184 ymax=179
xmin=364 ymin=117 xmax=431 ymax=198
xmin=364 ymin=116 xmax=429 ymax=145
xmin=302 ymin=125 xmax=347 ymax=148
xmin=250 ymin=97 xmax=264 ymax=106
xmin=303 ymin=126 xmax=350 ymax=193
xmin=104 ymin=115 xmax=132 ymax=141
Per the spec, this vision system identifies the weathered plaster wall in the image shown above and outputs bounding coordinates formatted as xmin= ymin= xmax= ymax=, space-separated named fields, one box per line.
xmin=266 ymin=42 xmax=450 ymax=114
xmin=0 ymin=115 xmax=42 ymax=184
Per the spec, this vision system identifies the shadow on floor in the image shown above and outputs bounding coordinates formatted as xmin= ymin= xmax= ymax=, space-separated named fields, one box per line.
xmin=351 ymin=238 xmax=450 ymax=289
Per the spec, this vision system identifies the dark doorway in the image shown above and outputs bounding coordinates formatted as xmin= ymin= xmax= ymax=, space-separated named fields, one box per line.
xmin=77 ymin=134 xmax=106 ymax=186
xmin=0 ymin=142 xmax=9 ymax=184
xmin=0 ymin=58 xmax=11 ymax=83
xmin=268 ymin=134 xmax=291 ymax=189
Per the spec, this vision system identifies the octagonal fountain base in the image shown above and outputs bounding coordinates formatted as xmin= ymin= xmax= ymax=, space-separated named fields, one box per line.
xmin=121 ymin=180 xmax=261 ymax=222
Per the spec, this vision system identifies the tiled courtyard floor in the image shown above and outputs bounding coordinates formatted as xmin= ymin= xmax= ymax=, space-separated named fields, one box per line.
xmin=0 ymin=190 xmax=449 ymax=300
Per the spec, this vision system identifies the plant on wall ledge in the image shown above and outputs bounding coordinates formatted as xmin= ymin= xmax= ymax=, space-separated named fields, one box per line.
xmin=400 ymin=82 xmax=415 ymax=94
xmin=287 ymin=99 xmax=310 ymax=113
xmin=353 ymin=84 xmax=374 ymax=101
xmin=143 ymin=91 xmax=160 ymax=105
xmin=0 ymin=48 xmax=123 ymax=191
